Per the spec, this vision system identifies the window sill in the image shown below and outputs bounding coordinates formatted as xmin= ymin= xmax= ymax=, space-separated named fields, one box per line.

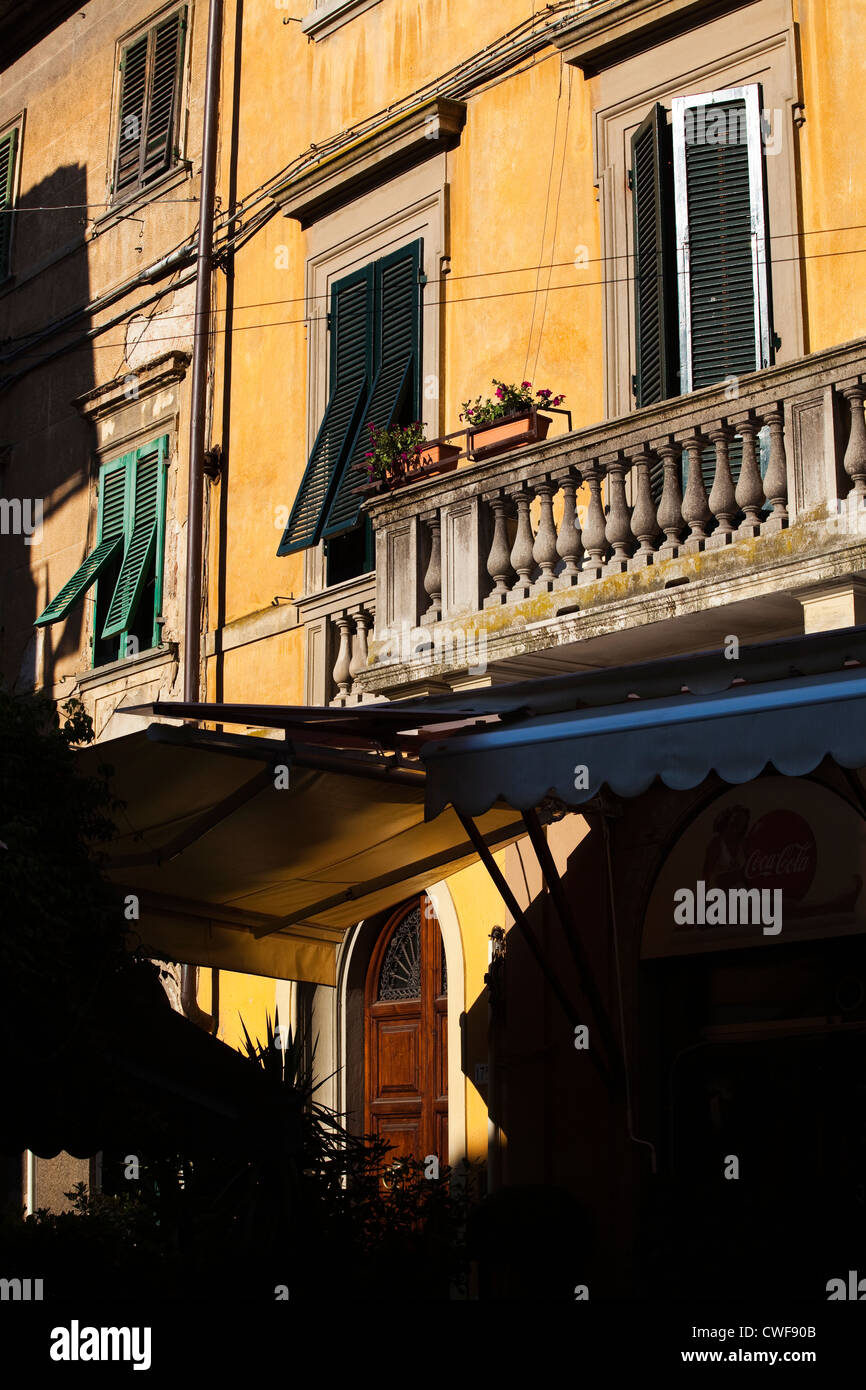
xmin=91 ymin=162 xmax=194 ymax=236
xmin=76 ymin=643 xmax=176 ymax=693
xmin=301 ymin=0 xmax=382 ymax=41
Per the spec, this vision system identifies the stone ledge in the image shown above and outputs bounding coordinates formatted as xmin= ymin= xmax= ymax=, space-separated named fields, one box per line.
xmin=300 ymin=0 xmax=383 ymax=41
xmin=74 ymin=351 xmax=191 ymax=420
xmin=360 ymin=513 xmax=866 ymax=693
xmin=206 ymin=600 xmax=299 ymax=657
xmin=272 ymin=98 xmax=466 ymax=228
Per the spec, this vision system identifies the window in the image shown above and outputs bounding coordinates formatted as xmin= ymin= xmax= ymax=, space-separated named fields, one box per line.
xmin=631 ymin=83 xmax=772 ymax=407
xmin=631 ymin=83 xmax=773 ymax=494
xmin=113 ymin=8 xmax=186 ymax=199
xmin=0 ymin=123 xmax=20 ymax=281
xmin=277 ymin=239 xmax=422 ymax=578
xmin=35 ymin=437 xmax=169 ymax=664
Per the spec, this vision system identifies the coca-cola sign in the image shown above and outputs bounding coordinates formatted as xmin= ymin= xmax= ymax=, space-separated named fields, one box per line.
xmin=743 ymin=810 xmax=816 ymax=899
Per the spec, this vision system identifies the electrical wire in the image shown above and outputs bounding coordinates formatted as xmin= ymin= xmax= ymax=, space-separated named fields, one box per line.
xmin=531 ymin=62 xmax=574 ymax=383
xmin=4 ymin=221 xmax=865 ymax=354
xmin=7 ymin=241 xmax=866 ymax=361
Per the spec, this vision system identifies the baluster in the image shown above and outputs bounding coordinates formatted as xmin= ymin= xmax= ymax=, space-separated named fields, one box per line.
xmin=735 ymin=415 xmax=764 ymax=537
xmin=555 ymin=471 xmax=583 ymax=584
xmin=604 ymin=452 xmax=633 ymax=571
xmin=485 ymin=493 xmax=515 ymax=607
xmin=422 ymin=513 xmax=442 ymax=623
xmin=509 ymin=486 xmax=536 ymax=599
xmin=762 ymin=404 xmax=789 ymax=531
xmin=681 ymin=428 xmax=712 ymax=550
xmin=533 ymin=478 xmax=559 ymax=592
xmin=842 ymin=383 xmax=866 ymax=498
xmin=580 ymin=460 xmax=607 ymax=579
xmin=707 ymin=423 xmax=737 ymax=547
xmin=332 ymin=614 xmax=354 ymax=700
xmin=350 ymin=609 xmax=372 ymax=692
xmin=629 ymin=445 xmax=660 ymax=566
xmin=656 ymin=438 xmax=684 ymax=557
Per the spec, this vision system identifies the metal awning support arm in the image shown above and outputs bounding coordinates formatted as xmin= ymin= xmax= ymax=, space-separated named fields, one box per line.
xmin=521 ymin=807 xmax=623 ymax=1080
xmin=456 ymin=810 xmax=610 ymax=1087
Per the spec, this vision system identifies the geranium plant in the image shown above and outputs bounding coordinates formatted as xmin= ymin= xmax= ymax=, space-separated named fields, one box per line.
xmin=360 ymin=419 xmax=427 ymax=485
xmin=459 ymin=379 xmax=565 ymax=427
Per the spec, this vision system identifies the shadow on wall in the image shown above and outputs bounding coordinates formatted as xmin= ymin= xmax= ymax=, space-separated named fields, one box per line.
xmin=0 ymin=161 xmax=97 ymax=696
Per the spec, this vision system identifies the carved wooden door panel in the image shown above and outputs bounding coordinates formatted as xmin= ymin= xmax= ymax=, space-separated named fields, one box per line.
xmin=365 ymin=896 xmax=448 ymax=1165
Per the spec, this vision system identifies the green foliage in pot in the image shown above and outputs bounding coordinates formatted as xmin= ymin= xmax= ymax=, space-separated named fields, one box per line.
xmin=459 ymin=378 xmax=565 ymax=427
xmin=360 ymin=419 xmax=427 ymax=485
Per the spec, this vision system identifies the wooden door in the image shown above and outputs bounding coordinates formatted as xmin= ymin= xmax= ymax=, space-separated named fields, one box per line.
xmin=365 ymin=896 xmax=448 ymax=1165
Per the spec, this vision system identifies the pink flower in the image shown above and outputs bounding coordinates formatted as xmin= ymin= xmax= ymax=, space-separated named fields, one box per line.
xmin=364 ymin=451 xmax=373 ymax=458
xmin=495 ymin=387 xmax=504 ymax=399
xmin=521 ymin=380 xmax=531 ymax=389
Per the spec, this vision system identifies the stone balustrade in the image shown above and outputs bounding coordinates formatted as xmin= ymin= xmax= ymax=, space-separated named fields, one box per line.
xmin=348 ymin=339 xmax=866 ymax=692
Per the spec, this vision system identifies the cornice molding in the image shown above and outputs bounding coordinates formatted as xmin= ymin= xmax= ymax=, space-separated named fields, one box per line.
xmin=73 ymin=351 xmax=191 ymax=420
xmin=271 ymin=98 xmax=466 ymax=228
xmin=553 ymin=0 xmax=760 ymax=75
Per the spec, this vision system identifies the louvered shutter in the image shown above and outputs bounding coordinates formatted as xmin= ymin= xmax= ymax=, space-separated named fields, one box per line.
xmin=115 ymin=34 xmax=149 ymax=193
xmin=34 ymin=464 xmax=127 ymax=627
xmin=631 ymin=105 xmax=677 ymax=414
xmin=0 ymin=127 xmax=18 ymax=280
xmin=673 ymin=86 xmax=772 ymax=492
xmin=321 ymin=240 xmax=421 ymax=540
xmin=277 ymin=267 xmax=373 ymax=556
xmin=114 ymin=10 xmax=185 ymax=195
xmin=101 ymin=442 xmax=162 ymax=638
xmin=142 ymin=10 xmax=185 ymax=183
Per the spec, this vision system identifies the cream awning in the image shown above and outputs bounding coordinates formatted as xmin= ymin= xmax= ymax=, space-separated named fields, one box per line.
xmin=80 ymin=723 xmax=524 ymax=985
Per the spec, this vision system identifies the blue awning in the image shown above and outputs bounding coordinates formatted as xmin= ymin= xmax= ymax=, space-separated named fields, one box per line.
xmin=421 ymin=665 xmax=866 ymax=818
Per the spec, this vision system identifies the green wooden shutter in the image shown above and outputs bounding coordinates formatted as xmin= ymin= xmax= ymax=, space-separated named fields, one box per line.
xmin=631 ymin=105 xmax=677 ymax=413
xmin=115 ymin=33 xmax=149 ymax=193
xmin=142 ymin=10 xmax=186 ymax=182
xmin=277 ymin=267 xmax=373 ymax=556
xmin=34 ymin=465 xmax=127 ymax=627
xmin=101 ymin=441 xmax=162 ymax=638
xmin=0 ymin=127 xmax=18 ymax=280
xmin=321 ymin=240 xmax=422 ymax=540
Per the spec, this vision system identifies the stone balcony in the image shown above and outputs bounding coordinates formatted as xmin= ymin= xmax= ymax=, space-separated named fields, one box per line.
xmin=323 ymin=338 xmax=866 ymax=703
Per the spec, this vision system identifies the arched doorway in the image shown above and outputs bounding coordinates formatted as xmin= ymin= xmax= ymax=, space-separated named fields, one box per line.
xmin=364 ymin=895 xmax=448 ymax=1163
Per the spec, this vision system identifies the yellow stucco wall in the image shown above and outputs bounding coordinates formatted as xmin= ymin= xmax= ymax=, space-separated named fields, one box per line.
xmin=793 ymin=0 xmax=866 ymax=353
xmin=203 ymin=0 xmax=866 ymax=1160
xmin=9 ymin=0 xmax=863 ymax=1168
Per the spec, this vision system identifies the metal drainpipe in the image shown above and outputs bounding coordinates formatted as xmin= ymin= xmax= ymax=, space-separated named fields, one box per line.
xmin=181 ymin=0 xmax=223 ymax=1028
xmin=183 ymin=0 xmax=223 ymax=704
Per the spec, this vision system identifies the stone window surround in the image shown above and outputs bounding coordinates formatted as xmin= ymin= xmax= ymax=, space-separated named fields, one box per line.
xmin=102 ymin=0 xmax=195 ymax=211
xmin=71 ymin=352 xmax=188 ymax=679
xmin=584 ymin=0 xmax=804 ymax=420
xmin=298 ymin=153 xmax=450 ymax=599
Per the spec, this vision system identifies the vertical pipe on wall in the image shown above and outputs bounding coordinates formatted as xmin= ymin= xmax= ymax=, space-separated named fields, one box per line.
xmin=180 ymin=0 xmax=223 ymax=1025
xmin=183 ymin=0 xmax=223 ymax=704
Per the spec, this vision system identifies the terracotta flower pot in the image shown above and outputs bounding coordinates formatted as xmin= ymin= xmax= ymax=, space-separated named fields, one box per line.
xmin=410 ymin=441 xmax=461 ymax=478
xmin=468 ymin=409 xmax=551 ymax=461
